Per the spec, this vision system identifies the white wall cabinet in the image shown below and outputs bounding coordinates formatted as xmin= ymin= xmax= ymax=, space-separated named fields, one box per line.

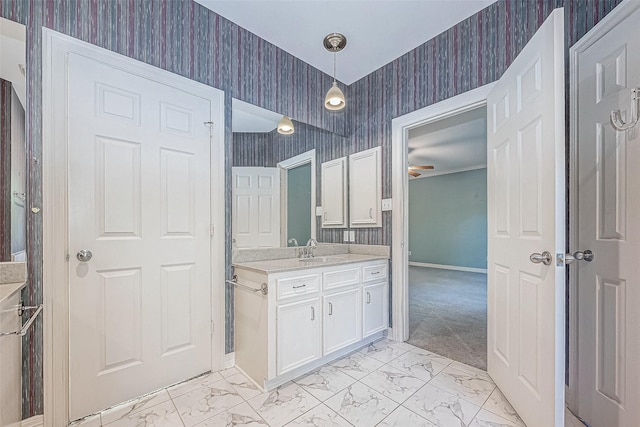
xmin=349 ymin=147 xmax=382 ymax=228
xmin=276 ymin=297 xmax=321 ymax=375
xmin=323 ymin=288 xmax=361 ymax=355
xmin=234 ymin=258 xmax=388 ymax=391
xmin=320 ymin=157 xmax=348 ymax=228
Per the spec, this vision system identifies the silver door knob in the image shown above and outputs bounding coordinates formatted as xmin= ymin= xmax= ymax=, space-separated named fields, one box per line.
xmin=76 ymin=250 xmax=93 ymax=262
xmin=564 ymin=250 xmax=594 ymax=264
xmin=530 ymin=251 xmax=552 ymax=266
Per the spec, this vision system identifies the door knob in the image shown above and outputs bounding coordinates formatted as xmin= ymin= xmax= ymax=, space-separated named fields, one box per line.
xmin=530 ymin=251 xmax=552 ymax=266
xmin=562 ymin=250 xmax=594 ymax=265
xmin=77 ymin=250 xmax=93 ymax=262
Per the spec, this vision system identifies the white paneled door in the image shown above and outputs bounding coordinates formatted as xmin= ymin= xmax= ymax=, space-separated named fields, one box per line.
xmin=232 ymin=167 xmax=280 ymax=248
xmin=68 ymin=53 xmax=213 ymax=420
xmin=575 ymin=4 xmax=640 ymax=426
xmin=486 ymin=9 xmax=565 ymax=427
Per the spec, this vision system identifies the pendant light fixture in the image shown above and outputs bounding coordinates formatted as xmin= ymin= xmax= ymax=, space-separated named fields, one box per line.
xmin=323 ymin=33 xmax=347 ymax=111
xmin=277 ymin=115 xmax=295 ymax=135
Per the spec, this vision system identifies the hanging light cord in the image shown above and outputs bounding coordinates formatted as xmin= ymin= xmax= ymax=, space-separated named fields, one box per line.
xmin=332 ymin=50 xmax=337 ymax=84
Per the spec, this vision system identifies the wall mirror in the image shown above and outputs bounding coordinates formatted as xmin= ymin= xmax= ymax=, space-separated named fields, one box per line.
xmin=0 ymin=17 xmax=27 ymax=262
xmin=231 ymin=98 xmax=350 ymax=248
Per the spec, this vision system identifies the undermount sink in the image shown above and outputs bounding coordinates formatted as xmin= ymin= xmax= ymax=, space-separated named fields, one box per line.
xmin=299 ymin=256 xmax=346 ymax=264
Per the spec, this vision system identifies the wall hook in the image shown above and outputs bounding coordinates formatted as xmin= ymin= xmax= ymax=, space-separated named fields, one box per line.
xmin=611 ymin=87 xmax=640 ymax=131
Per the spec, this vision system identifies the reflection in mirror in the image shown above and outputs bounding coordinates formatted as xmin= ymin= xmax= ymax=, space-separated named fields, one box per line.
xmin=231 ymin=99 xmax=316 ymax=248
xmin=231 ymin=98 xmax=348 ymax=248
xmin=0 ymin=17 xmax=26 ymax=262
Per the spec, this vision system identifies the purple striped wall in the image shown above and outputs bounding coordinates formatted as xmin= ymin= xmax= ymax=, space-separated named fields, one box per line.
xmin=0 ymin=0 xmax=624 ymax=418
xmin=0 ymin=78 xmax=11 ymax=261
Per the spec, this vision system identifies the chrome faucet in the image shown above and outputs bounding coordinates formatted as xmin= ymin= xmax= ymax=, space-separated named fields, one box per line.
xmin=287 ymin=238 xmax=299 ymax=247
xmin=302 ymin=239 xmax=318 ymax=258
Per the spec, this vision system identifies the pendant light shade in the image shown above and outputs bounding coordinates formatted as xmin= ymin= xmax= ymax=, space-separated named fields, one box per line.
xmin=323 ymin=33 xmax=347 ymax=111
xmin=277 ymin=115 xmax=294 ymax=135
xmin=325 ymin=82 xmax=346 ymax=111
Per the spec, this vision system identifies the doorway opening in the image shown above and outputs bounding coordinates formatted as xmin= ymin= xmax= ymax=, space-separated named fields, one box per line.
xmin=405 ymin=106 xmax=488 ymax=369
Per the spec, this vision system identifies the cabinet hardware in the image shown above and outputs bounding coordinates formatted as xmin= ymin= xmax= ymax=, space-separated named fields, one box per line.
xmin=293 ymin=284 xmax=306 ymax=289
xmin=328 ymin=302 xmax=333 ymax=315
xmin=311 ymin=306 xmax=315 ymax=320
xmin=367 ymin=292 xmax=371 ymax=304
xmin=369 ymin=207 xmax=373 ymax=218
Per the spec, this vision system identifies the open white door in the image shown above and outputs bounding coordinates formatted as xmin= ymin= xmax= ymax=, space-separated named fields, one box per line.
xmin=487 ymin=9 xmax=565 ymax=427
xmin=232 ymin=167 xmax=280 ymax=248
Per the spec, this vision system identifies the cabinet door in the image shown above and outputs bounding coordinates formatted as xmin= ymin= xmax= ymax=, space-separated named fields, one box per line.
xmin=320 ymin=157 xmax=347 ymax=228
xmin=363 ymin=282 xmax=388 ymax=338
xmin=349 ymin=147 xmax=381 ymax=228
xmin=276 ymin=298 xmax=321 ymax=375
xmin=323 ymin=288 xmax=361 ymax=355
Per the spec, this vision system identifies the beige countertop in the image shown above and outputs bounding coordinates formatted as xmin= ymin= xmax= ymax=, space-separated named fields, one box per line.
xmin=0 ymin=282 xmax=26 ymax=305
xmin=233 ymin=253 xmax=388 ymax=274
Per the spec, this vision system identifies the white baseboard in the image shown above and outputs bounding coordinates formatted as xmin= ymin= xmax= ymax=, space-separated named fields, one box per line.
xmin=21 ymin=415 xmax=43 ymax=427
xmin=409 ymin=261 xmax=487 ymax=274
xmin=223 ymin=352 xmax=235 ymax=369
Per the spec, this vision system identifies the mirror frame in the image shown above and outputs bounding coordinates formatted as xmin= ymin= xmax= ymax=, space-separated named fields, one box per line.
xmin=277 ymin=149 xmax=316 ymax=246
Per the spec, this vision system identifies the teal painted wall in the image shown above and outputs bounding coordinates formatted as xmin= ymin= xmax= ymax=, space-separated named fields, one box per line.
xmin=408 ymin=169 xmax=487 ymax=269
xmin=287 ymin=163 xmax=311 ymax=245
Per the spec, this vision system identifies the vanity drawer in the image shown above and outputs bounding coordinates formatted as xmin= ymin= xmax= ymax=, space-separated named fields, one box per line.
xmin=323 ymin=267 xmax=360 ymax=291
xmin=362 ymin=263 xmax=387 ymax=283
xmin=277 ymin=274 xmax=320 ymax=301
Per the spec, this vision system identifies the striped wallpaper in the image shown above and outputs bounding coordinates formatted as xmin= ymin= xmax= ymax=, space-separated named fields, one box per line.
xmin=0 ymin=78 xmax=11 ymax=261
xmin=0 ymin=0 xmax=623 ymax=418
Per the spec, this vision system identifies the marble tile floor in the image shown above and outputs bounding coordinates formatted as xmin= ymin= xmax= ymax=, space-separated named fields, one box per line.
xmin=70 ymin=338 xmax=577 ymax=427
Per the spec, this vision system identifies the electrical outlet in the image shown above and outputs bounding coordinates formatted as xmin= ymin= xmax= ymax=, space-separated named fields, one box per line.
xmin=349 ymin=230 xmax=355 ymax=242
xmin=408 ymin=250 xmax=412 ymax=256
xmin=315 ymin=206 xmax=323 ymax=216
xmin=381 ymin=198 xmax=392 ymax=211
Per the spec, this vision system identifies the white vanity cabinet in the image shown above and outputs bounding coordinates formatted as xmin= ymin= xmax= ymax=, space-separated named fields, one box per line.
xmin=234 ymin=257 xmax=388 ymax=390
xmin=276 ymin=297 xmax=321 ymax=375
xmin=320 ymin=157 xmax=348 ymax=228
xmin=323 ymin=288 xmax=361 ymax=355
xmin=349 ymin=146 xmax=382 ymax=228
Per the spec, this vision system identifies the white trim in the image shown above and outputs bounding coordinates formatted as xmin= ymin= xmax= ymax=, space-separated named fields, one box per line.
xmin=277 ymin=149 xmax=317 ymax=245
xmin=566 ymin=0 xmax=640 ymax=412
xmin=391 ymin=83 xmax=495 ymax=343
xmin=223 ymin=351 xmax=236 ymax=370
xmin=42 ymin=29 xmax=226 ymax=426
xmin=408 ymin=261 xmax=487 ymax=274
xmin=409 ymin=164 xmax=487 ymax=179
xmin=21 ymin=415 xmax=44 ymax=427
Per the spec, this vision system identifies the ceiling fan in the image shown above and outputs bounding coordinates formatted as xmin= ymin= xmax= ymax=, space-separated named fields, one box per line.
xmin=408 ymin=165 xmax=434 ymax=177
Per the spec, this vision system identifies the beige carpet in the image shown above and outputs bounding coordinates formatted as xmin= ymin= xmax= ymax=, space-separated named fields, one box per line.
xmin=407 ymin=266 xmax=487 ymax=370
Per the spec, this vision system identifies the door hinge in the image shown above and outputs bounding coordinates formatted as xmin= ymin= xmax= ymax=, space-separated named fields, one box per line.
xmin=65 ymin=253 xmax=70 ymax=262
xmin=211 ymin=320 xmax=215 ymax=336
xmin=210 ymin=223 xmax=215 ymax=237
xmin=204 ymin=121 xmax=214 ymax=138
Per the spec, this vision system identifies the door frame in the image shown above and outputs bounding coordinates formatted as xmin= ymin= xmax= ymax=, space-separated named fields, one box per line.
xmin=390 ymin=83 xmax=494 ymax=342
xmin=42 ymin=29 xmax=226 ymax=425
xmin=277 ymin=149 xmax=317 ymax=246
xmin=566 ymin=0 xmax=640 ymax=411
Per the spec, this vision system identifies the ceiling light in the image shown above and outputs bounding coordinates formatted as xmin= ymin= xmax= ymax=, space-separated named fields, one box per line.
xmin=323 ymin=33 xmax=347 ymax=111
xmin=277 ymin=115 xmax=294 ymax=135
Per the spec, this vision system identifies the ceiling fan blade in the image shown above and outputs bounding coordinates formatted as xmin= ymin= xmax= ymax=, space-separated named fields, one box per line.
xmin=408 ymin=165 xmax=435 ymax=170
xmin=408 ymin=170 xmax=421 ymax=177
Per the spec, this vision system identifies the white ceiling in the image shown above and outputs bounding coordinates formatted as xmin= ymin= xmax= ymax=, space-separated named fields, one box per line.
xmin=195 ymin=0 xmax=495 ymax=85
xmin=232 ymin=98 xmax=282 ymax=132
xmin=0 ymin=18 xmax=26 ymax=108
xmin=408 ymin=106 xmax=486 ymax=178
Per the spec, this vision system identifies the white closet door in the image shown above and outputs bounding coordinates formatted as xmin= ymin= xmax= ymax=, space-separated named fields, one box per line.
xmin=67 ymin=53 xmax=213 ymax=420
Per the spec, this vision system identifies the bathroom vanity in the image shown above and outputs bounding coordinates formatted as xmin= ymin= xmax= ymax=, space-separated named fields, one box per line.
xmin=0 ymin=262 xmax=27 ymax=426
xmin=233 ymin=252 xmax=388 ymax=390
